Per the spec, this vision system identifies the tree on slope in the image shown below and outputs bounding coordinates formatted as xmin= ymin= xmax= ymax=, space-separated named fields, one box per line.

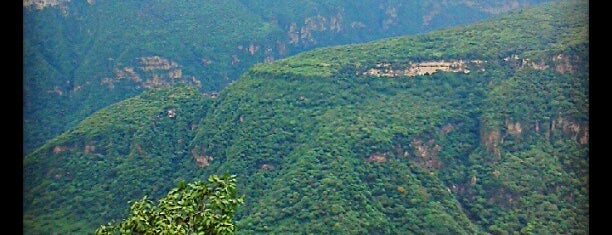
xmin=96 ymin=173 xmax=244 ymax=235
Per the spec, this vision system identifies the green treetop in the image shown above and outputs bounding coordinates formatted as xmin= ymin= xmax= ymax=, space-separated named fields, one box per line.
xmin=96 ymin=173 xmax=244 ymax=235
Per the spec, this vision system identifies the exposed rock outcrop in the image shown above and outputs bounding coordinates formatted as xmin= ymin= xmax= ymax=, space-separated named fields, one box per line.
xmin=503 ymin=53 xmax=577 ymax=74
xmin=288 ymin=12 xmax=344 ymax=45
xmin=411 ymin=139 xmax=443 ymax=169
xmin=24 ymin=0 xmax=68 ymax=10
xmin=367 ymin=152 xmax=388 ymax=163
xmin=101 ymin=56 xmax=201 ymax=90
xmin=482 ymin=128 xmax=502 ymax=159
xmin=551 ymin=116 xmax=588 ymax=145
xmin=505 ymin=119 xmax=523 ymax=137
xmin=380 ymin=5 xmax=398 ymax=29
xmin=363 ymin=60 xmax=484 ymax=77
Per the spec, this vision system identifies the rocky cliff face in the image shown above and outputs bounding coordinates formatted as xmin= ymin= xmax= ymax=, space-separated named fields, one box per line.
xmin=503 ymin=53 xmax=579 ymax=74
xmin=24 ymin=0 xmax=68 ymax=10
xmin=100 ymin=56 xmax=201 ymax=89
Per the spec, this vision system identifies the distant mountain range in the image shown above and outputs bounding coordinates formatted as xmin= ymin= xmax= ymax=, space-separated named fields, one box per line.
xmin=24 ymin=0 xmax=587 ymax=234
xmin=23 ymin=0 xmax=551 ymax=154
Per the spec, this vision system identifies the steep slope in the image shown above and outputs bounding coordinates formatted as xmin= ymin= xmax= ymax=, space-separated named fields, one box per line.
xmin=23 ymin=86 xmax=214 ymax=234
xmin=24 ymin=0 xmax=588 ymax=234
xmin=23 ymin=0 xmax=551 ymax=154
xmin=193 ymin=0 xmax=588 ymax=233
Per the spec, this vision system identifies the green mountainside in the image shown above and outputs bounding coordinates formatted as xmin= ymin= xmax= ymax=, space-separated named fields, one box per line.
xmin=23 ymin=0 xmax=551 ymax=154
xmin=24 ymin=0 xmax=588 ymax=234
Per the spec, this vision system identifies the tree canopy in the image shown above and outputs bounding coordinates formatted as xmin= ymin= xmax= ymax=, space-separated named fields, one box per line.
xmin=95 ymin=174 xmax=244 ymax=235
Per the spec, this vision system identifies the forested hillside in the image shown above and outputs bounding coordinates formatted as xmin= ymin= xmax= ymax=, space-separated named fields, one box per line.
xmin=23 ymin=0 xmax=551 ymax=153
xmin=24 ymin=0 xmax=588 ymax=234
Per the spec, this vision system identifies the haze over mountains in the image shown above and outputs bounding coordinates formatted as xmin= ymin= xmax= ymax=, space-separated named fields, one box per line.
xmin=23 ymin=0 xmax=588 ymax=234
xmin=23 ymin=0 xmax=551 ymax=154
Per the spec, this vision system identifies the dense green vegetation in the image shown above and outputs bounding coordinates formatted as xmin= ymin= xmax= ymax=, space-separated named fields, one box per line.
xmin=23 ymin=0 xmax=550 ymax=154
xmin=24 ymin=0 xmax=588 ymax=234
xmin=24 ymin=86 xmax=214 ymax=234
xmin=96 ymin=174 xmax=244 ymax=235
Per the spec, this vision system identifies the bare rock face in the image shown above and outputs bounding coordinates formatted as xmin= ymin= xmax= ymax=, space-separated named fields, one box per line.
xmin=329 ymin=12 xmax=343 ymax=32
xmin=440 ymin=123 xmax=455 ymax=136
xmin=360 ymin=53 xmax=579 ymax=81
xmin=381 ymin=5 xmax=398 ymax=29
xmin=367 ymin=152 xmax=388 ymax=163
xmin=260 ymin=164 xmax=275 ymax=171
xmin=288 ymin=23 xmax=300 ymax=44
xmin=551 ymin=116 xmax=588 ymax=145
xmin=363 ymin=59 xmax=483 ymax=78
xmin=101 ymin=56 xmax=201 ymax=90
xmin=287 ymin=12 xmax=344 ymax=45
xmin=23 ymin=0 xmax=72 ymax=15
xmin=579 ymin=129 xmax=589 ymax=145
xmin=83 ymin=145 xmax=96 ymax=154
xmin=482 ymin=128 xmax=502 ymax=159
xmin=24 ymin=0 xmax=66 ymax=10
xmin=552 ymin=54 xmax=575 ymax=74
xmin=412 ymin=139 xmax=443 ymax=169
xmin=193 ymin=155 xmax=213 ymax=168
xmin=505 ymin=119 xmax=523 ymax=137
xmin=52 ymin=145 xmax=66 ymax=154
xmin=190 ymin=146 xmax=215 ymax=168
xmin=503 ymin=53 xmax=578 ymax=74
xmin=248 ymin=43 xmax=259 ymax=55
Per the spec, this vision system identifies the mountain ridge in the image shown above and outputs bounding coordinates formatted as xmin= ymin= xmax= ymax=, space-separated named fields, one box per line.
xmin=24 ymin=1 xmax=588 ymax=234
xmin=23 ymin=0 xmax=552 ymax=154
